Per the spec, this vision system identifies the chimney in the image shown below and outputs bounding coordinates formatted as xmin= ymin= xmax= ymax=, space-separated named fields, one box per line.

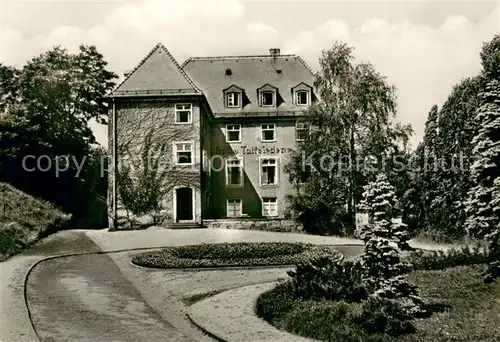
xmin=269 ymin=48 xmax=280 ymax=57
xmin=123 ymin=69 xmax=133 ymax=78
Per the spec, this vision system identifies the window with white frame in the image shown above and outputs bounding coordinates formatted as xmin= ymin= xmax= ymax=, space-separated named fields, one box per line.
xmin=175 ymin=104 xmax=192 ymax=123
xmin=296 ymin=122 xmax=309 ymax=141
xmin=261 ymin=123 xmax=276 ymax=142
xmin=226 ymin=158 xmax=243 ymax=186
xmin=226 ymin=92 xmax=240 ymax=108
xmin=261 ymin=91 xmax=274 ymax=106
xmin=173 ymin=142 xmax=193 ymax=165
xmin=262 ymin=197 xmax=278 ymax=217
xmin=296 ymin=90 xmax=309 ymax=106
xmin=227 ymin=199 xmax=242 ymax=217
xmin=226 ymin=124 xmax=241 ymax=142
xmin=260 ymin=158 xmax=278 ymax=186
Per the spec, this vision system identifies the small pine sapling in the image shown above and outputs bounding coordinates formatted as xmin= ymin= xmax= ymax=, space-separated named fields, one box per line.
xmin=359 ymin=173 xmax=424 ymax=317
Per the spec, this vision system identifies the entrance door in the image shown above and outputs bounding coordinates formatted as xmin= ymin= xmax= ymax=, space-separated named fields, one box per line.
xmin=176 ymin=187 xmax=193 ymax=221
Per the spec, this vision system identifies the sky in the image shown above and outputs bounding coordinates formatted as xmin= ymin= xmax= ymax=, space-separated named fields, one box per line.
xmin=1 ymin=0 xmax=499 ymax=149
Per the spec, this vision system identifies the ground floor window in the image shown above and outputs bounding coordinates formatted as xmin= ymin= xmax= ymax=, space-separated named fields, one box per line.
xmin=262 ymin=197 xmax=278 ymax=217
xmin=227 ymin=198 xmax=242 ymax=217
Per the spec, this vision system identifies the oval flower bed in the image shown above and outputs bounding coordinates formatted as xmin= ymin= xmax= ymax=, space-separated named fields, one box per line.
xmin=131 ymin=242 xmax=344 ymax=268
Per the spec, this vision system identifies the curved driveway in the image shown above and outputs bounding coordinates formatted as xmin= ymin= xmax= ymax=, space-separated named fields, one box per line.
xmin=21 ymin=229 xmax=373 ymax=341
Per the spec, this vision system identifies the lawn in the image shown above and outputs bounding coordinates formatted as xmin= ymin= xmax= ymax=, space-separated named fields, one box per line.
xmin=131 ymin=242 xmax=361 ymax=269
xmin=257 ymin=264 xmax=500 ymax=342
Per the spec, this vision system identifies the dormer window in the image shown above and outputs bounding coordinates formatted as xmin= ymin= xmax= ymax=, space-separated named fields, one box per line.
xmin=296 ymin=91 xmax=309 ymax=106
xmin=257 ymin=84 xmax=278 ymax=108
xmin=223 ymin=85 xmax=244 ymax=109
xmin=227 ymin=92 xmax=240 ymax=108
xmin=292 ymin=82 xmax=313 ymax=107
xmin=261 ymin=91 xmax=274 ymax=106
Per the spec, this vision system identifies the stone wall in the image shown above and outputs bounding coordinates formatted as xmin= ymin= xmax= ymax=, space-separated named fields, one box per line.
xmin=204 ymin=219 xmax=303 ymax=233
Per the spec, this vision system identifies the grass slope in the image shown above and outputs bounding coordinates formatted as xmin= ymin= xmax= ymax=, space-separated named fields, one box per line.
xmin=0 ymin=182 xmax=71 ymax=261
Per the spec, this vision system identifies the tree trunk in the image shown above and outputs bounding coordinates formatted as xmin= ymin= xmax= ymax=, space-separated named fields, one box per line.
xmin=348 ymin=124 xmax=356 ymax=232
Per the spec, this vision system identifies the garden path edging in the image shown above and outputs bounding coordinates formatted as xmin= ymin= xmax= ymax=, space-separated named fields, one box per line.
xmin=186 ymin=281 xmax=320 ymax=342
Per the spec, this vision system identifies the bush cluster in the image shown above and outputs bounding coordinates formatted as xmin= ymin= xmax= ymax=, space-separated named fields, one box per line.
xmin=356 ymin=296 xmax=416 ymax=336
xmin=283 ymin=254 xmax=421 ymax=338
xmin=257 ymin=281 xmax=413 ymax=342
xmin=261 ymin=175 xmax=497 ymax=340
xmin=0 ymin=225 xmax=28 ymax=258
xmin=287 ymin=255 xmax=367 ymax=302
xmin=258 ymin=244 xmax=492 ymax=341
xmin=409 ymin=245 xmax=487 ymax=271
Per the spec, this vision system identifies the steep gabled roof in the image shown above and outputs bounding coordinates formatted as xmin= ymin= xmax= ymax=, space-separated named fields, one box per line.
xmin=111 ymin=43 xmax=201 ymax=97
xmin=182 ymin=54 xmax=315 ymax=117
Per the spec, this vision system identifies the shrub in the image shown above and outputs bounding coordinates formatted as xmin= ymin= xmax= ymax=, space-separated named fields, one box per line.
xmin=284 ymin=193 xmax=353 ymax=236
xmin=357 ymin=297 xmax=416 ymax=336
xmin=257 ymin=282 xmax=380 ymax=342
xmin=409 ymin=245 xmax=487 ymax=271
xmin=0 ymin=224 xmax=28 ymax=258
xmin=280 ymin=301 xmax=377 ymax=342
xmin=484 ymin=228 xmax=500 ymax=283
xmin=256 ymin=280 xmax=296 ymax=322
xmin=287 ymin=255 xmax=367 ymax=302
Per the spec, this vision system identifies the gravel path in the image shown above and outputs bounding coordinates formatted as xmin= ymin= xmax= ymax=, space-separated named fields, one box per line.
xmin=84 ymin=227 xmax=364 ymax=252
xmin=188 ymin=282 xmax=319 ymax=342
xmin=27 ymin=253 xmax=195 ymax=342
xmin=1 ymin=230 xmax=101 ymax=342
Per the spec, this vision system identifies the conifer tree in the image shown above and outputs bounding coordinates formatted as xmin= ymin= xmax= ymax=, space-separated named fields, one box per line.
xmin=465 ymin=77 xmax=500 ymax=282
xmin=358 ymin=174 xmax=411 ymax=250
xmin=488 ymin=178 xmax=500 ymax=282
xmin=465 ymin=35 xmax=500 ymax=282
xmin=423 ymin=105 xmax=439 ymax=154
xmin=360 ymin=174 xmax=423 ymax=315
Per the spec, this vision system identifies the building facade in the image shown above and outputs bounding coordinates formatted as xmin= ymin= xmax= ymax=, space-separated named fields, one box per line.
xmin=107 ymin=43 xmax=316 ymax=229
